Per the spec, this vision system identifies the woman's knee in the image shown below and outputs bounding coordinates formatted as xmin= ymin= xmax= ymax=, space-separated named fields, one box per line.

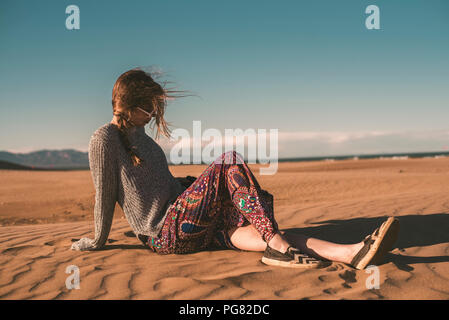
xmin=214 ymin=151 xmax=245 ymax=165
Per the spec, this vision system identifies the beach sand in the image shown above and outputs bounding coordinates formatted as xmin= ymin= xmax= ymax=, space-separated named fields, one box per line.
xmin=1 ymin=157 xmax=449 ymax=299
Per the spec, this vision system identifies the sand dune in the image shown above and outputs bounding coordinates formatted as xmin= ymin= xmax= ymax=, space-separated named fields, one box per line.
xmin=1 ymin=158 xmax=449 ymax=299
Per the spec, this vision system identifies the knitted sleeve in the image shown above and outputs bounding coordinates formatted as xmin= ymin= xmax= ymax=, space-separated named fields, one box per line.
xmin=71 ymin=133 xmax=118 ymax=251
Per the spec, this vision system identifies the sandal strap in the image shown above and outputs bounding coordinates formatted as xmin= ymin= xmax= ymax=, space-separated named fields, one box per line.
xmin=351 ymin=226 xmax=383 ymax=266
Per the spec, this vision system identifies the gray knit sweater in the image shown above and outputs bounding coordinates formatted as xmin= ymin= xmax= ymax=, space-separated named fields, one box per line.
xmin=71 ymin=123 xmax=185 ymax=251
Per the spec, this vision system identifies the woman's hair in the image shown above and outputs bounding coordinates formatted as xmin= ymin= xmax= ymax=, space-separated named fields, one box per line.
xmin=112 ymin=67 xmax=192 ymax=166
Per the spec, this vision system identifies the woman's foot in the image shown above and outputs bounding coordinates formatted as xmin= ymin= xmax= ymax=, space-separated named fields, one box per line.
xmin=349 ymin=217 xmax=400 ymax=270
xmin=334 ymin=241 xmax=365 ymax=265
xmin=267 ymin=233 xmax=291 ymax=253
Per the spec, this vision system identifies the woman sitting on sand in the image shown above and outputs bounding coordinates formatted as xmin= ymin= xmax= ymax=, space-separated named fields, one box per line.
xmin=71 ymin=68 xmax=400 ymax=270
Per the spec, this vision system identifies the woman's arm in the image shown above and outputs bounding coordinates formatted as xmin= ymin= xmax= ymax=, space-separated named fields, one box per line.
xmin=71 ymin=134 xmax=118 ymax=251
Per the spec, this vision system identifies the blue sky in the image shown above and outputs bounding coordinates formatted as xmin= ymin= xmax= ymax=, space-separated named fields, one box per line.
xmin=1 ymin=0 xmax=448 ymax=158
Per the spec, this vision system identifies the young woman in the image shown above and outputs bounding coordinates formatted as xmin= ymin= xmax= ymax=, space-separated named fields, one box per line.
xmin=71 ymin=68 xmax=400 ymax=269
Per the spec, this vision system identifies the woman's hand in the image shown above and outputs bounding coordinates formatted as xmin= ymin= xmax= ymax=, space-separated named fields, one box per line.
xmin=70 ymin=237 xmax=97 ymax=251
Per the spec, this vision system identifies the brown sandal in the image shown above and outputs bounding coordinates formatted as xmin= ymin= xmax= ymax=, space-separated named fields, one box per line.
xmin=350 ymin=217 xmax=400 ymax=270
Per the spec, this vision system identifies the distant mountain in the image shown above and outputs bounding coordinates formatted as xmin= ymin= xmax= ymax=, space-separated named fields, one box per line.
xmin=0 ymin=149 xmax=89 ymax=170
xmin=0 ymin=160 xmax=36 ymax=170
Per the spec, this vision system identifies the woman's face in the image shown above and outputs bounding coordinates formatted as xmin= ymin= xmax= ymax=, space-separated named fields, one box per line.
xmin=128 ymin=106 xmax=155 ymax=127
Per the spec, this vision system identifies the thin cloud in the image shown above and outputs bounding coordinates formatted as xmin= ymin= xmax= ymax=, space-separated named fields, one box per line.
xmin=277 ymin=131 xmax=390 ymax=144
xmin=157 ymin=128 xmax=449 ymax=158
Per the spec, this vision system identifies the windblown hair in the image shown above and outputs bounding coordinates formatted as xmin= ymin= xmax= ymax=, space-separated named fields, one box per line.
xmin=112 ymin=67 xmax=191 ymax=166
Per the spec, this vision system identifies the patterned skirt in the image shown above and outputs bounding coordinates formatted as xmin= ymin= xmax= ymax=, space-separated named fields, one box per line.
xmin=143 ymin=151 xmax=279 ymax=254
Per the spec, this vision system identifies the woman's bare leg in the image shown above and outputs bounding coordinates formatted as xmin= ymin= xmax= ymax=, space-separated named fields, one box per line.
xmin=229 ymin=225 xmax=364 ymax=264
xmin=228 ymin=224 xmax=267 ymax=251
xmin=281 ymin=231 xmax=364 ymax=264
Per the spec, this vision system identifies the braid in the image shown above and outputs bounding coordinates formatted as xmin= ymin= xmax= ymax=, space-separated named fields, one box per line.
xmin=113 ymin=111 xmax=143 ymax=167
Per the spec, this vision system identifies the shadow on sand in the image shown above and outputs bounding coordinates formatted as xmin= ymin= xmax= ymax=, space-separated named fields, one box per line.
xmin=284 ymin=213 xmax=449 ymax=270
xmin=88 ymin=213 xmax=449 ymax=270
xmin=70 ymin=237 xmax=149 ymax=251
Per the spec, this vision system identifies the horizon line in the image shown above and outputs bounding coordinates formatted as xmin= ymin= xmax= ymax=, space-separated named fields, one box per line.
xmin=1 ymin=148 xmax=449 ymax=162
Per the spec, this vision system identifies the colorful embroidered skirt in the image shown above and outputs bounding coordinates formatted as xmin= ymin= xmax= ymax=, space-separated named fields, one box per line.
xmin=145 ymin=151 xmax=279 ymax=254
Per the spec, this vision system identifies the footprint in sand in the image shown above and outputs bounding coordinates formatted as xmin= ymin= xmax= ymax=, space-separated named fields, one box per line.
xmin=323 ymin=288 xmax=338 ymax=294
xmin=326 ymin=263 xmax=345 ymax=272
xmin=339 ymin=270 xmax=356 ymax=283
xmin=76 ymin=202 xmax=86 ymax=211
xmin=318 ymin=275 xmax=329 ymax=282
xmin=339 ymin=270 xmax=357 ymax=289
